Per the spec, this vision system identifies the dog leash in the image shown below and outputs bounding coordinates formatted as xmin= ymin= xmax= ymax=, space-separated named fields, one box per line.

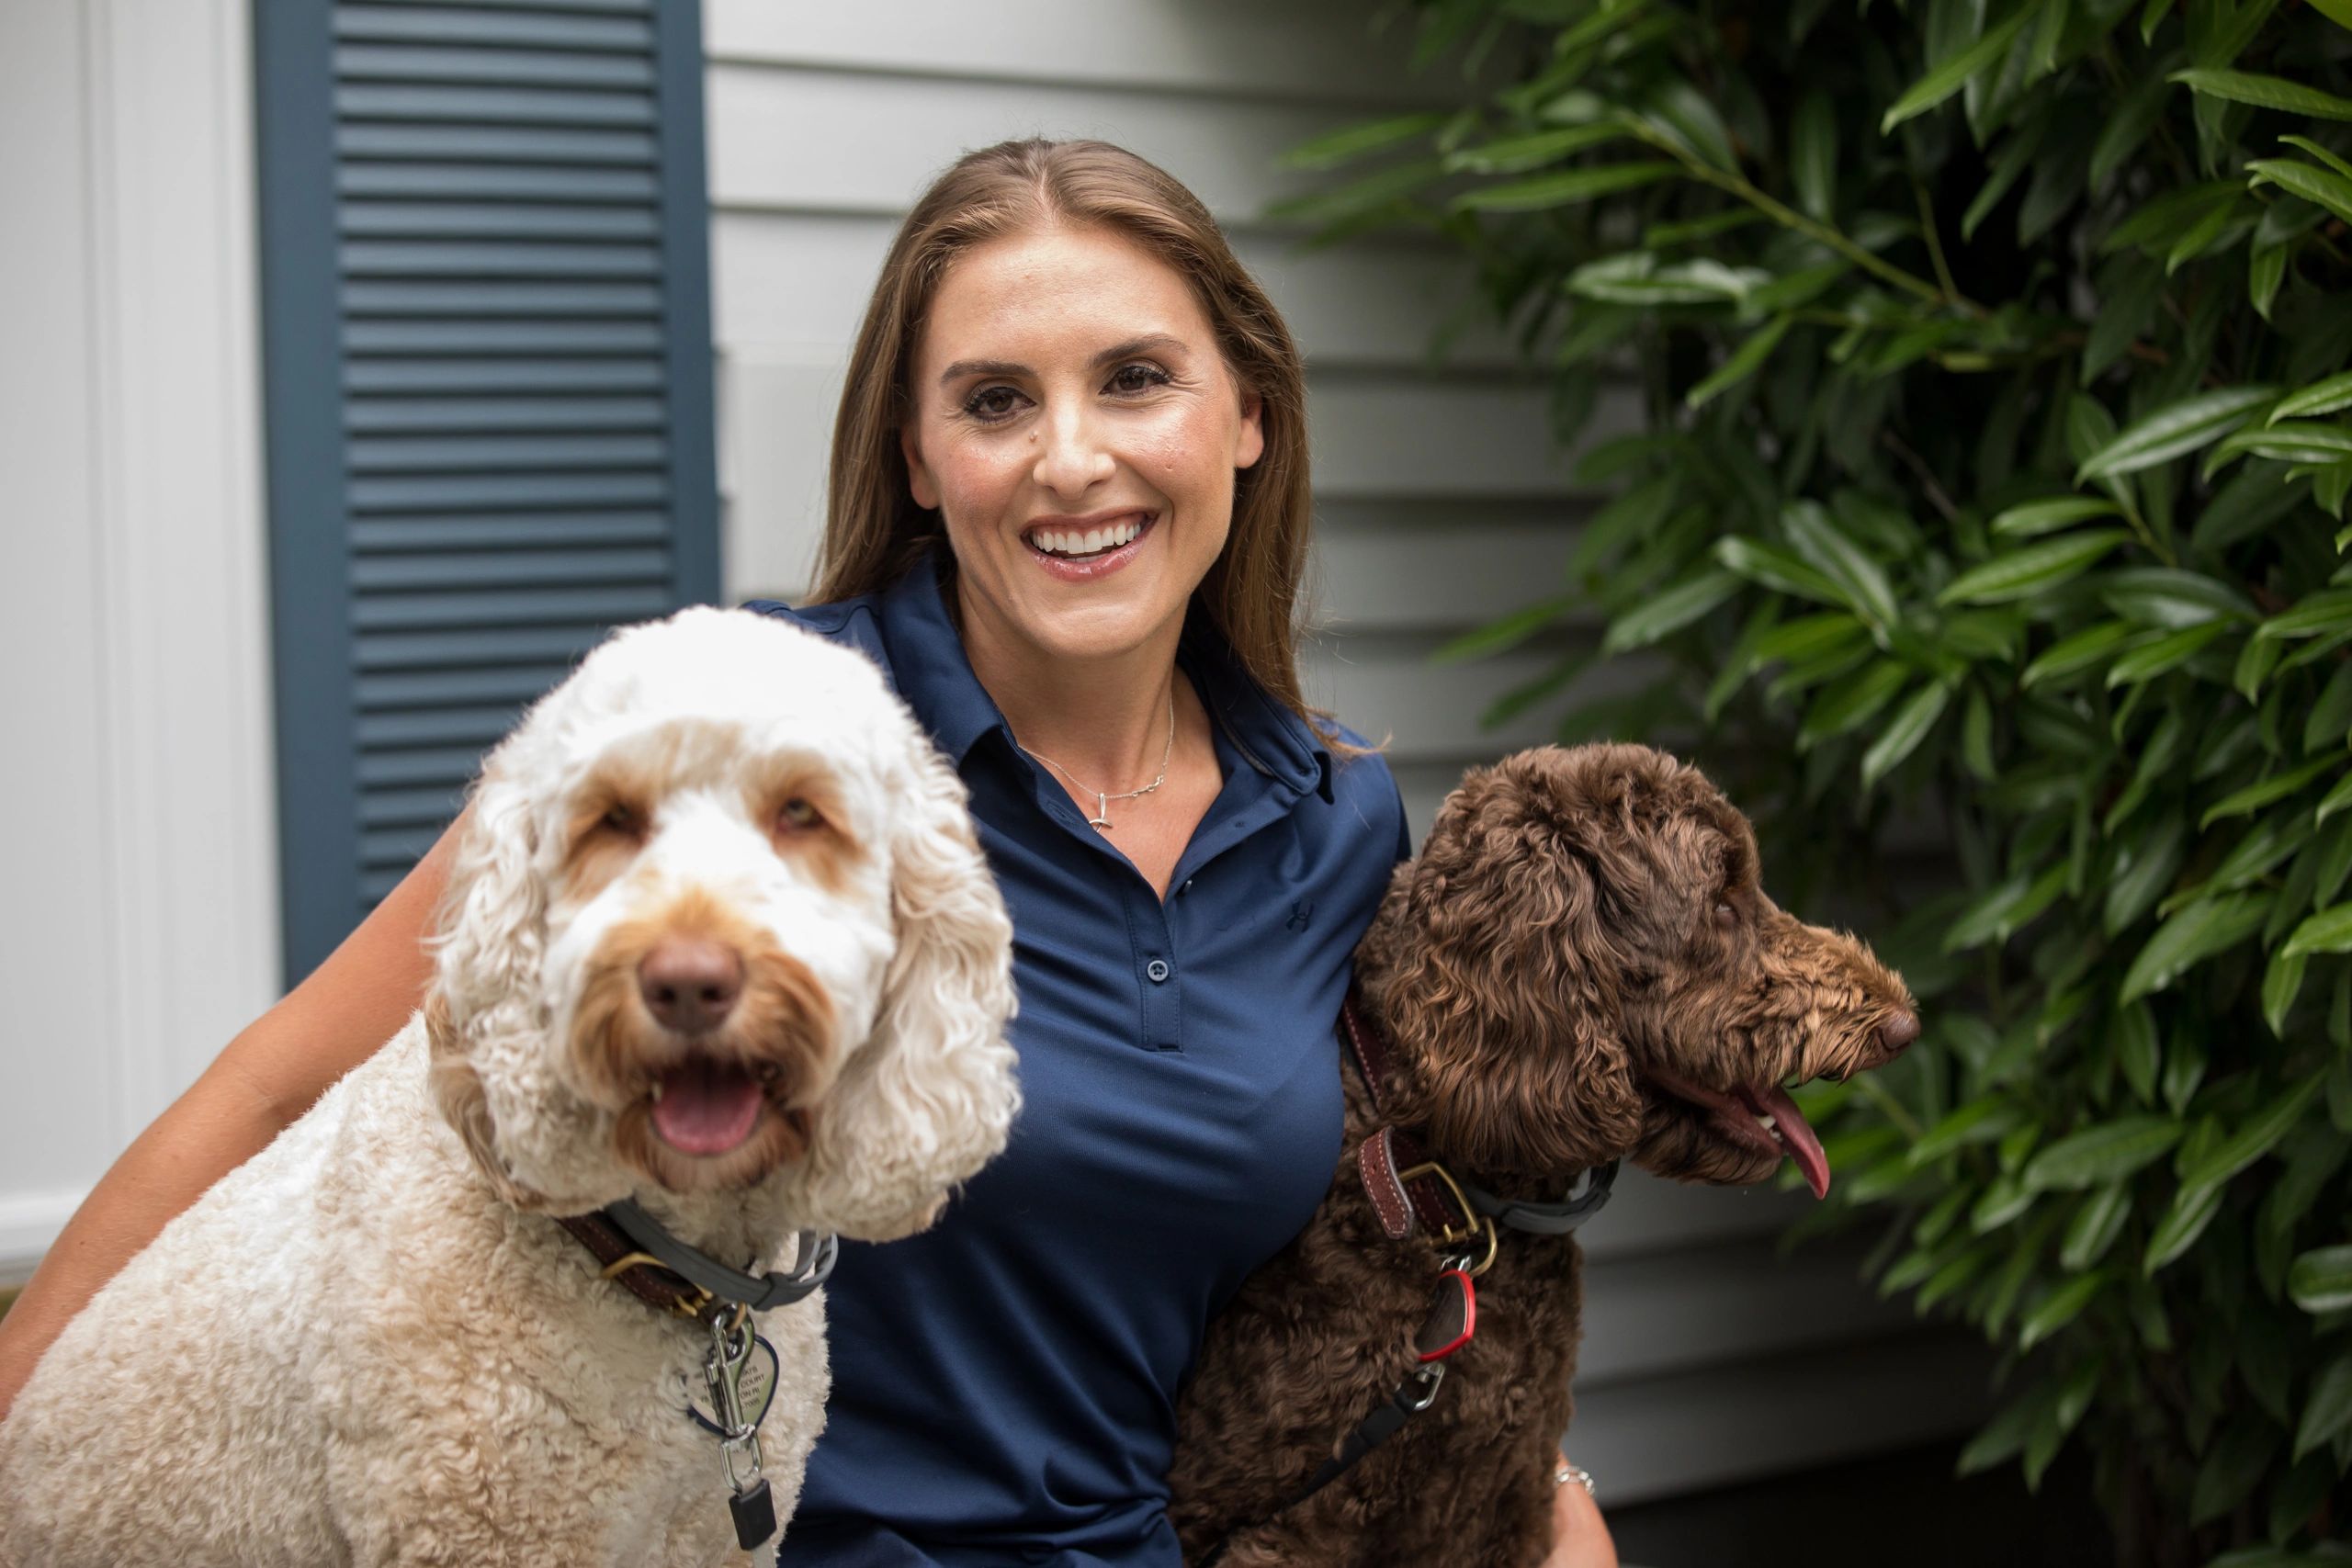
xmin=555 ymin=1201 xmax=837 ymax=1551
xmin=1194 ymin=996 xmax=1617 ymax=1566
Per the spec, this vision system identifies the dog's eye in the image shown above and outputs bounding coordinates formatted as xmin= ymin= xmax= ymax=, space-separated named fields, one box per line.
xmin=777 ymin=797 xmax=821 ymax=831
xmin=601 ymin=802 xmax=644 ymax=838
xmin=1714 ymin=898 xmax=1736 ymax=925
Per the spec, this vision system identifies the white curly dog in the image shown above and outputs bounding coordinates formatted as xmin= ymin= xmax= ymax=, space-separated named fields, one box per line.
xmin=0 ymin=606 xmax=1020 ymax=1567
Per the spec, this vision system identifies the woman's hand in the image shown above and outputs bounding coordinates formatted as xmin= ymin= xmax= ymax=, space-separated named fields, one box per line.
xmin=1541 ymin=1459 xmax=1619 ymax=1568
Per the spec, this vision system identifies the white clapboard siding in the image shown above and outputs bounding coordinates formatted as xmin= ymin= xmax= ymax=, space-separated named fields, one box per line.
xmin=718 ymin=213 xmax=1527 ymax=371
xmin=702 ymin=0 xmax=1985 ymax=1501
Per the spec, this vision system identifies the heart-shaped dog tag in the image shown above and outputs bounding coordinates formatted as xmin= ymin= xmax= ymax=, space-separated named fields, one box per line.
xmin=1414 ymin=1269 xmax=1476 ymax=1362
xmin=686 ymin=1334 xmax=780 ymax=1438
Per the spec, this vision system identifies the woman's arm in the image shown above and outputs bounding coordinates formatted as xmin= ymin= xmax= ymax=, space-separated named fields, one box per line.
xmin=0 ymin=813 xmax=463 ymax=1425
xmin=1544 ymin=1460 xmax=1620 ymax=1568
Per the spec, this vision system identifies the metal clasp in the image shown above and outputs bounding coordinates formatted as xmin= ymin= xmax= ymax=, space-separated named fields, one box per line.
xmin=1401 ymin=1361 xmax=1446 ymax=1412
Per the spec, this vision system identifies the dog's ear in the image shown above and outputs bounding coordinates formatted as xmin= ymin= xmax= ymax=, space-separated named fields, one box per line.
xmin=802 ymin=728 xmax=1018 ymax=1240
xmin=424 ymin=989 xmax=553 ymax=1211
xmin=1368 ymin=769 xmax=1645 ymax=1177
xmin=423 ymin=739 xmax=557 ymax=1207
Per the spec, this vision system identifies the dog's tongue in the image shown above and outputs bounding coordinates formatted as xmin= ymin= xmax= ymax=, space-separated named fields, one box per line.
xmin=1739 ymin=1080 xmax=1830 ymax=1199
xmin=650 ymin=1058 xmax=764 ymax=1156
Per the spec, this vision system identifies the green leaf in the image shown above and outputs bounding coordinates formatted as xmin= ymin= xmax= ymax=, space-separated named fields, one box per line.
xmin=2250 ymin=244 xmax=2287 ymax=321
xmin=1861 ymin=682 xmax=1952 ymax=788
xmin=2178 ymin=1077 xmax=2324 ymax=1192
xmin=1991 ymin=497 xmax=2123 ymax=538
xmin=2305 ymin=661 xmax=2352 ymax=753
xmin=1956 ymin=1384 xmax=2053 ymax=1475
xmin=1442 ymin=122 xmax=1629 ymax=175
xmin=1782 ymin=501 xmax=1900 ymax=632
xmin=1431 ymin=593 xmax=1576 ymax=664
xmin=2235 ymin=634 xmax=2285 ymax=701
xmin=2108 ymin=621 xmax=2233 ymax=687
xmin=2189 ymin=1416 xmax=2278 ymax=1526
xmin=1453 ymin=161 xmax=1683 ymax=211
xmin=1601 ymin=567 xmax=1743 ymax=653
xmin=1566 ymin=475 xmax=1678 ymax=580
xmin=1716 ymin=536 xmax=1849 ymax=607
xmin=2093 ymin=62 xmax=2178 ymax=188
xmin=1883 ymin=7 xmax=2035 ymax=132
xmin=2201 ymin=756 xmax=2338 ymax=828
xmin=1687 ymin=317 xmax=1794 ymax=410
xmin=2206 ymin=421 xmax=2352 ymax=477
xmin=1637 ymin=77 xmax=1737 ymax=170
xmin=2116 ymin=1002 xmax=2161 ymax=1104
xmin=2023 ymin=1116 xmax=2184 ymax=1191
xmin=1747 ymin=612 xmax=1866 ymax=671
xmin=2319 ymin=771 xmax=2352 ymax=825
xmin=2018 ymin=1270 xmax=2108 ymax=1350
xmin=1949 ymin=863 xmax=2069 ymax=951
xmin=2119 ymin=891 xmax=2274 ymax=1001
xmin=1792 ymin=92 xmax=1838 ymax=220
xmin=1910 ymin=1096 xmax=2026 ymax=1167
xmin=1939 ymin=531 xmax=2133 ymax=605
xmin=1962 ymin=686 xmax=1996 ymax=780
xmin=2256 ymin=587 xmax=2352 ymax=642
xmin=2247 ymin=158 xmax=2352 ymax=226
xmin=2022 ymin=620 xmax=2151 ymax=688
xmin=1280 ymin=111 xmax=1449 ymax=171
xmin=2289 ymin=1244 xmax=2352 ymax=1312
xmin=1264 ymin=156 xmax=1444 ymax=226
xmin=2076 ymin=387 xmax=2279 ymax=481
xmin=2061 ymin=1182 xmax=2133 ymax=1269
xmin=2102 ymin=568 xmax=2260 ymax=627
xmin=2283 ymin=902 xmax=2352 ymax=958
xmin=2295 ymin=1352 xmax=2352 ymax=1460
xmin=2144 ymin=1179 xmax=2226 ymax=1273
xmin=2281 ymin=133 xmax=2352 ymax=183
xmin=2273 ymin=369 xmax=2352 ymax=424
xmin=2168 ymin=68 xmax=2352 ymax=121
xmin=1798 ymin=660 xmax=1912 ymax=747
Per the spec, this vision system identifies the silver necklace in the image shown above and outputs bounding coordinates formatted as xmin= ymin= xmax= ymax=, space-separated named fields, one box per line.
xmin=1012 ymin=688 xmax=1175 ymax=832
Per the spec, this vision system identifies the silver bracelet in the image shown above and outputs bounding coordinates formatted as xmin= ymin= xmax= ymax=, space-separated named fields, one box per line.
xmin=1554 ymin=1461 xmax=1596 ymax=1496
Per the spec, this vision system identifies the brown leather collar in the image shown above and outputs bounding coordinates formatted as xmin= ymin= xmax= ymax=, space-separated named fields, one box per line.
xmin=1340 ymin=991 xmax=1480 ymax=1245
xmin=1340 ymin=990 xmax=1618 ymax=1250
xmin=556 ymin=1210 xmax=724 ymax=1320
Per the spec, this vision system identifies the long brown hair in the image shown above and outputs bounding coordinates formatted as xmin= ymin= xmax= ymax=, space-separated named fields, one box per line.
xmin=814 ymin=138 xmax=1339 ymax=745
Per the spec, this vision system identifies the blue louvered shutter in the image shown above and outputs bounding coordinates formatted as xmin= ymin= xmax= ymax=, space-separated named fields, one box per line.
xmin=254 ymin=0 xmax=718 ymax=983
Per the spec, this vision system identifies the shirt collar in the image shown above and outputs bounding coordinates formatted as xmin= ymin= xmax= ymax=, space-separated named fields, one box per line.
xmin=875 ymin=549 xmax=1332 ymax=802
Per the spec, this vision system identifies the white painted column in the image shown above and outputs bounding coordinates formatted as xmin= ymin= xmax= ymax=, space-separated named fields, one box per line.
xmin=0 ymin=0 xmax=279 ymax=1277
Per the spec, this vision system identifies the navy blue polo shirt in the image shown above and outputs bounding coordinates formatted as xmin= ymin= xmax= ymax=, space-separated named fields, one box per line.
xmin=745 ymin=551 xmax=1408 ymax=1565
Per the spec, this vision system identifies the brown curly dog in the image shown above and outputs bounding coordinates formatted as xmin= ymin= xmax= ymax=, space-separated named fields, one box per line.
xmin=1168 ymin=742 xmax=1920 ymax=1567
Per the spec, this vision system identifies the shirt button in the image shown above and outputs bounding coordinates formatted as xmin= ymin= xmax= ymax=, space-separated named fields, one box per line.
xmin=1146 ymin=958 xmax=1171 ymax=984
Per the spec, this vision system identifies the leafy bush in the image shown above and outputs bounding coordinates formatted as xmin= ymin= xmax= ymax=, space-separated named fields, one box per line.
xmin=1290 ymin=1 xmax=2352 ymax=1562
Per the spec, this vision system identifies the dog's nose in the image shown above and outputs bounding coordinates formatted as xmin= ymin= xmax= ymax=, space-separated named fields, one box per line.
xmin=639 ymin=938 xmax=743 ymax=1033
xmin=1879 ymin=1010 xmax=1920 ymax=1054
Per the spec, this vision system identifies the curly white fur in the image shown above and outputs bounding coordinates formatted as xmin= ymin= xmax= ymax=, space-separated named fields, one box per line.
xmin=0 ymin=607 xmax=1020 ymax=1567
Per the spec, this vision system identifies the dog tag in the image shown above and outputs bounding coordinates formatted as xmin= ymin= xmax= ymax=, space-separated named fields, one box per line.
xmin=1414 ymin=1269 xmax=1476 ymax=1362
xmin=687 ymin=1333 xmax=779 ymax=1438
xmin=729 ymin=1474 xmax=777 ymax=1550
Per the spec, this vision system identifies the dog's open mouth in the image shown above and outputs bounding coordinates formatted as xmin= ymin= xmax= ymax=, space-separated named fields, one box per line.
xmin=648 ymin=1055 xmax=766 ymax=1156
xmin=1644 ymin=1069 xmax=1831 ymax=1199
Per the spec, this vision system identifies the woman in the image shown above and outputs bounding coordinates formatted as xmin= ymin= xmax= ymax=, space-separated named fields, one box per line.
xmin=0 ymin=139 xmax=1613 ymax=1568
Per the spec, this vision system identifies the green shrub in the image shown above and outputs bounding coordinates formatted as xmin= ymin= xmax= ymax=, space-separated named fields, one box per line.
xmin=1294 ymin=2 xmax=2352 ymax=1562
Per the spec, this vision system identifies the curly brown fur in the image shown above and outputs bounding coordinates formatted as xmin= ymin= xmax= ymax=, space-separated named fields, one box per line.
xmin=1170 ymin=744 xmax=1918 ymax=1567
